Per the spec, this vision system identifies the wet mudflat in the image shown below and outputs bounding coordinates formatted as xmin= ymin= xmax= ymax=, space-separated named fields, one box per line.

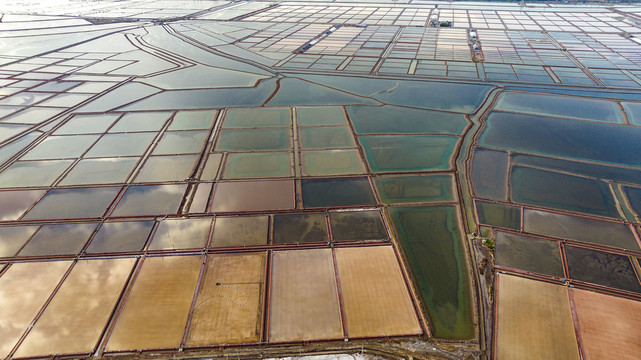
xmin=273 ymin=214 xmax=329 ymax=244
xmin=564 ymin=246 xmax=641 ymax=293
xmin=210 ymin=216 xmax=269 ymax=248
xmin=494 ymin=231 xmax=564 ymax=277
xmin=329 ymin=210 xmax=387 ymax=241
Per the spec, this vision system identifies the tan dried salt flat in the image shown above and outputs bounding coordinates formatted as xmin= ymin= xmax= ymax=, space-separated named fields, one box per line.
xmin=0 ymin=261 xmax=70 ymax=358
xmin=496 ymin=274 xmax=580 ymax=360
xmin=334 ymin=246 xmax=421 ymax=338
xmin=15 ymin=258 xmax=136 ymax=358
xmin=269 ymin=249 xmax=343 ymax=342
xmin=572 ymin=288 xmax=641 ymax=360
xmin=186 ymin=253 xmax=266 ymax=346
xmin=105 ymin=255 xmax=202 ymax=352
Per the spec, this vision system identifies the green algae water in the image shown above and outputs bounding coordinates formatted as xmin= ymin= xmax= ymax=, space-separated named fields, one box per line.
xmin=475 ymin=201 xmax=521 ymax=230
xmin=374 ymin=174 xmax=455 ymax=204
xmin=390 ymin=206 xmax=475 ymax=339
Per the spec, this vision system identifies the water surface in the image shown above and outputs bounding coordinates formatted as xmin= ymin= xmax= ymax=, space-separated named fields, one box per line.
xmin=375 ymin=174 xmax=455 ymax=204
xmin=390 ymin=206 xmax=474 ymax=339
xmin=480 ymin=112 xmax=641 ymax=168
xmin=511 ymin=166 xmax=619 ymax=218
xmin=347 ymin=105 xmax=467 ymax=134
xmin=359 ymin=135 xmax=457 ymax=172
xmin=495 ymin=92 xmax=624 ymax=124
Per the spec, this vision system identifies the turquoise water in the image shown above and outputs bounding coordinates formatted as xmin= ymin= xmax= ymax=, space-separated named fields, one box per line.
xmin=347 ymin=105 xmax=467 ymax=135
xmin=296 ymin=74 xmax=492 ymax=112
xmin=495 ymin=92 xmax=625 ymax=124
xmin=359 ymin=135 xmax=458 ymax=172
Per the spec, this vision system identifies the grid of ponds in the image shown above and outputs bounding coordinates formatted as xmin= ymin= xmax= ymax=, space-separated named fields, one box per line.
xmin=473 ymin=89 xmax=641 ymax=357
xmin=1 ymin=1 xmax=641 ymax=359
